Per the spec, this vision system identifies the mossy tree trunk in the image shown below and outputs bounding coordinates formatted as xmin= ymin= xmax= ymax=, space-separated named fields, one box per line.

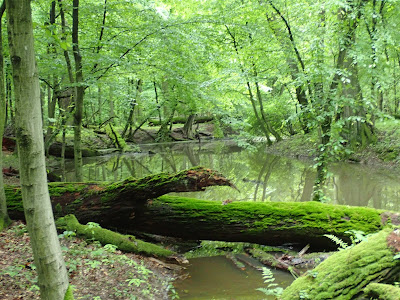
xmin=281 ymin=229 xmax=400 ymax=299
xmin=6 ymin=0 xmax=71 ymax=298
xmin=6 ymin=168 xmax=399 ymax=250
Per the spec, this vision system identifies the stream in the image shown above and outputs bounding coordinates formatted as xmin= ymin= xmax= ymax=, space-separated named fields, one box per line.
xmin=51 ymin=140 xmax=400 ymax=299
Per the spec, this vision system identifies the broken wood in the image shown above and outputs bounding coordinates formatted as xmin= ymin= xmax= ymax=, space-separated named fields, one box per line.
xmin=5 ymin=167 xmax=399 ymax=250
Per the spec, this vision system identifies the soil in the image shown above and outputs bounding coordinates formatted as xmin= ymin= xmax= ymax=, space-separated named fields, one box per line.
xmin=0 ymin=221 xmax=183 ymax=300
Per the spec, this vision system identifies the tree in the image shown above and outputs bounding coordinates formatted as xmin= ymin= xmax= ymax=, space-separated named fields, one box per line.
xmin=6 ymin=0 xmax=71 ymax=298
xmin=0 ymin=0 xmax=10 ymax=231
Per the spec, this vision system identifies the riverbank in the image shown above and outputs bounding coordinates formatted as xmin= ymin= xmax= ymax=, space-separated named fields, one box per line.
xmin=265 ymin=119 xmax=400 ymax=170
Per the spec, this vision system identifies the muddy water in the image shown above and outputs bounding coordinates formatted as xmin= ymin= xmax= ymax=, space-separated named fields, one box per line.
xmin=174 ymin=256 xmax=293 ymax=300
xmin=55 ymin=140 xmax=400 ymax=299
xmin=56 ymin=140 xmax=400 ymax=210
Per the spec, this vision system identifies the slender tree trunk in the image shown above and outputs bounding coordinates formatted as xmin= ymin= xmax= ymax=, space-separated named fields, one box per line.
xmin=266 ymin=2 xmax=310 ymax=133
xmin=72 ymin=0 xmax=84 ymax=181
xmin=0 ymin=0 xmax=10 ymax=230
xmin=6 ymin=0 xmax=70 ymax=298
xmin=6 ymin=66 xmax=13 ymax=124
xmin=97 ymin=85 xmax=102 ymax=124
xmin=225 ymin=25 xmax=273 ymax=144
xmin=122 ymin=79 xmax=142 ymax=138
xmin=183 ymin=114 xmax=195 ymax=139
xmin=153 ymin=81 xmax=162 ymax=123
xmin=109 ymin=85 xmax=115 ymax=124
xmin=313 ymin=2 xmax=365 ymax=201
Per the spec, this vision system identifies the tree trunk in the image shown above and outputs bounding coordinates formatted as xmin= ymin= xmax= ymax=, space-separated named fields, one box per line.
xmin=313 ymin=2 xmax=365 ymax=201
xmin=72 ymin=0 xmax=84 ymax=182
xmin=281 ymin=229 xmax=400 ymax=299
xmin=224 ymin=25 xmax=272 ymax=144
xmin=5 ymin=168 xmax=397 ymax=251
xmin=266 ymin=2 xmax=310 ymax=134
xmin=6 ymin=0 xmax=70 ymax=298
xmin=0 ymin=0 xmax=10 ymax=230
xmin=182 ymin=114 xmax=195 ymax=139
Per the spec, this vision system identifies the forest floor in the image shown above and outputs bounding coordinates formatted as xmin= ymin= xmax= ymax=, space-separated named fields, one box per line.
xmin=0 ymin=221 xmax=182 ymax=300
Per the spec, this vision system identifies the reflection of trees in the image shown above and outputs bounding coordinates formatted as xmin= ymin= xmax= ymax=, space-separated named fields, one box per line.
xmin=58 ymin=141 xmax=399 ymax=211
xmin=332 ymin=164 xmax=379 ymax=207
xmin=183 ymin=144 xmax=200 ymax=166
xmin=297 ymin=167 xmax=316 ymax=202
xmin=253 ymin=156 xmax=280 ymax=201
xmin=159 ymin=146 xmax=177 ymax=172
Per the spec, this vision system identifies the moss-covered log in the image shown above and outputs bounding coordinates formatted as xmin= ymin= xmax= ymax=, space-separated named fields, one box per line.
xmin=6 ymin=166 xmax=236 ymax=222
xmin=56 ymin=214 xmax=173 ymax=257
xmin=128 ymin=195 xmax=397 ymax=250
xmin=363 ymin=283 xmax=400 ymax=300
xmin=5 ymin=167 xmax=400 ymax=250
xmin=281 ymin=229 xmax=400 ymax=299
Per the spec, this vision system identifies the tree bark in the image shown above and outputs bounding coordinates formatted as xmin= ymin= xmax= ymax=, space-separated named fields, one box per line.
xmin=0 ymin=0 xmax=10 ymax=230
xmin=5 ymin=168 xmax=398 ymax=251
xmin=281 ymin=229 xmax=400 ymax=299
xmin=182 ymin=114 xmax=195 ymax=139
xmin=72 ymin=0 xmax=84 ymax=182
xmin=6 ymin=0 xmax=70 ymax=298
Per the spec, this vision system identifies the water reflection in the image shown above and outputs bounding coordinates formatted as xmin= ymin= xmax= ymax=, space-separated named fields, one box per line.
xmin=52 ymin=140 xmax=400 ymax=210
xmin=174 ymin=256 xmax=293 ymax=300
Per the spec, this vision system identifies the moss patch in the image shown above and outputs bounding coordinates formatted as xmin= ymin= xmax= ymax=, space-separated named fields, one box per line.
xmin=156 ymin=195 xmax=385 ymax=238
xmin=281 ymin=229 xmax=400 ymax=299
xmin=63 ymin=285 xmax=75 ymax=300
xmin=56 ymin=215 xmax=173 ymax=257
xmin=364 ymin=283 xmax=400 ymax=300
xmin=105 ymin=123 xmax=128 ymax=151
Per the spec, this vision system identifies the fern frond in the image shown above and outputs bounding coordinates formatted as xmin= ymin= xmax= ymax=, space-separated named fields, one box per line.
xmin=324 ymin=234 xmax=349 ymax=250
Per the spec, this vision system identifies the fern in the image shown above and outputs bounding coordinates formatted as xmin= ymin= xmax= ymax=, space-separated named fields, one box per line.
xmin=256 ymin=267 xmax=284 ymax=297
xmin=324 ymin=234 xmax=349 ymax=250
xmin=325 ymin=231 xmax=369 ymax=251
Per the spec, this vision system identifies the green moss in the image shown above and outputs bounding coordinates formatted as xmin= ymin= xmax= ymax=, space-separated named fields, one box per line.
xmin=281 ymin=229 xmax=400 ymax=299
xmin=4 ymin=186 xmax=23 ymax=212
xmin=105 ymin=123 xmax=128 ymax=151
xmin=156 ymin=195 xmax=384 ymax=237
xmin=63 ymin=285 xmax=75 ymax=300
xmin=364 ymin=283 xmax=400 ymax=300
xmin=56 ymin=215 xmax=173 ymax=257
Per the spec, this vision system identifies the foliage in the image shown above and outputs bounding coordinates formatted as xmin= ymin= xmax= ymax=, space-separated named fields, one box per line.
xmin=282 ymin=229 xmax=400 ymax=299
xmin=256 ymin=267 xmax=284 ymax=298
xmin=56 ymin=214 xmax=174 ymax=257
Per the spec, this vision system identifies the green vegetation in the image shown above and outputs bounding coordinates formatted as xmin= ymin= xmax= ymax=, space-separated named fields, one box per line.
xmin=0 ymin=222 xmax=176 ymax=299
xmin=281 ymin=229 xmax=400 ymax=299
xmin=1 ymin=0 xmax=400 ymax=298
xmin=157 ymin=195 xmax=385 ymax=238
xmin=56 ymin=214 xmax=173 ymax=257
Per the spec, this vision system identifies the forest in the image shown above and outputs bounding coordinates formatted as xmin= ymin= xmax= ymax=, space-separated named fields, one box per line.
xmin=1 ymin=0 xmax=400 ymax=299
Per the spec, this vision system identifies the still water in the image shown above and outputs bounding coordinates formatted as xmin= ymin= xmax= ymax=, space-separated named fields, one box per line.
xmin=54 ymin=140 xmax=400 ymax=211
xmin=53 ymin=140 xmax=400 ymax=299
xmin=174 ymin=255 xmax=293 ymax=300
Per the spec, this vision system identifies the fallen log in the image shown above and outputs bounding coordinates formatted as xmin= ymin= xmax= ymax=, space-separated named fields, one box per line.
xmin=56 ymin=214 xmax=174 ymax=257
xmin=281 ymin=229 xmax=400 ymax=299
xmin=5 ymin=167 xmax=399 ymax=250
